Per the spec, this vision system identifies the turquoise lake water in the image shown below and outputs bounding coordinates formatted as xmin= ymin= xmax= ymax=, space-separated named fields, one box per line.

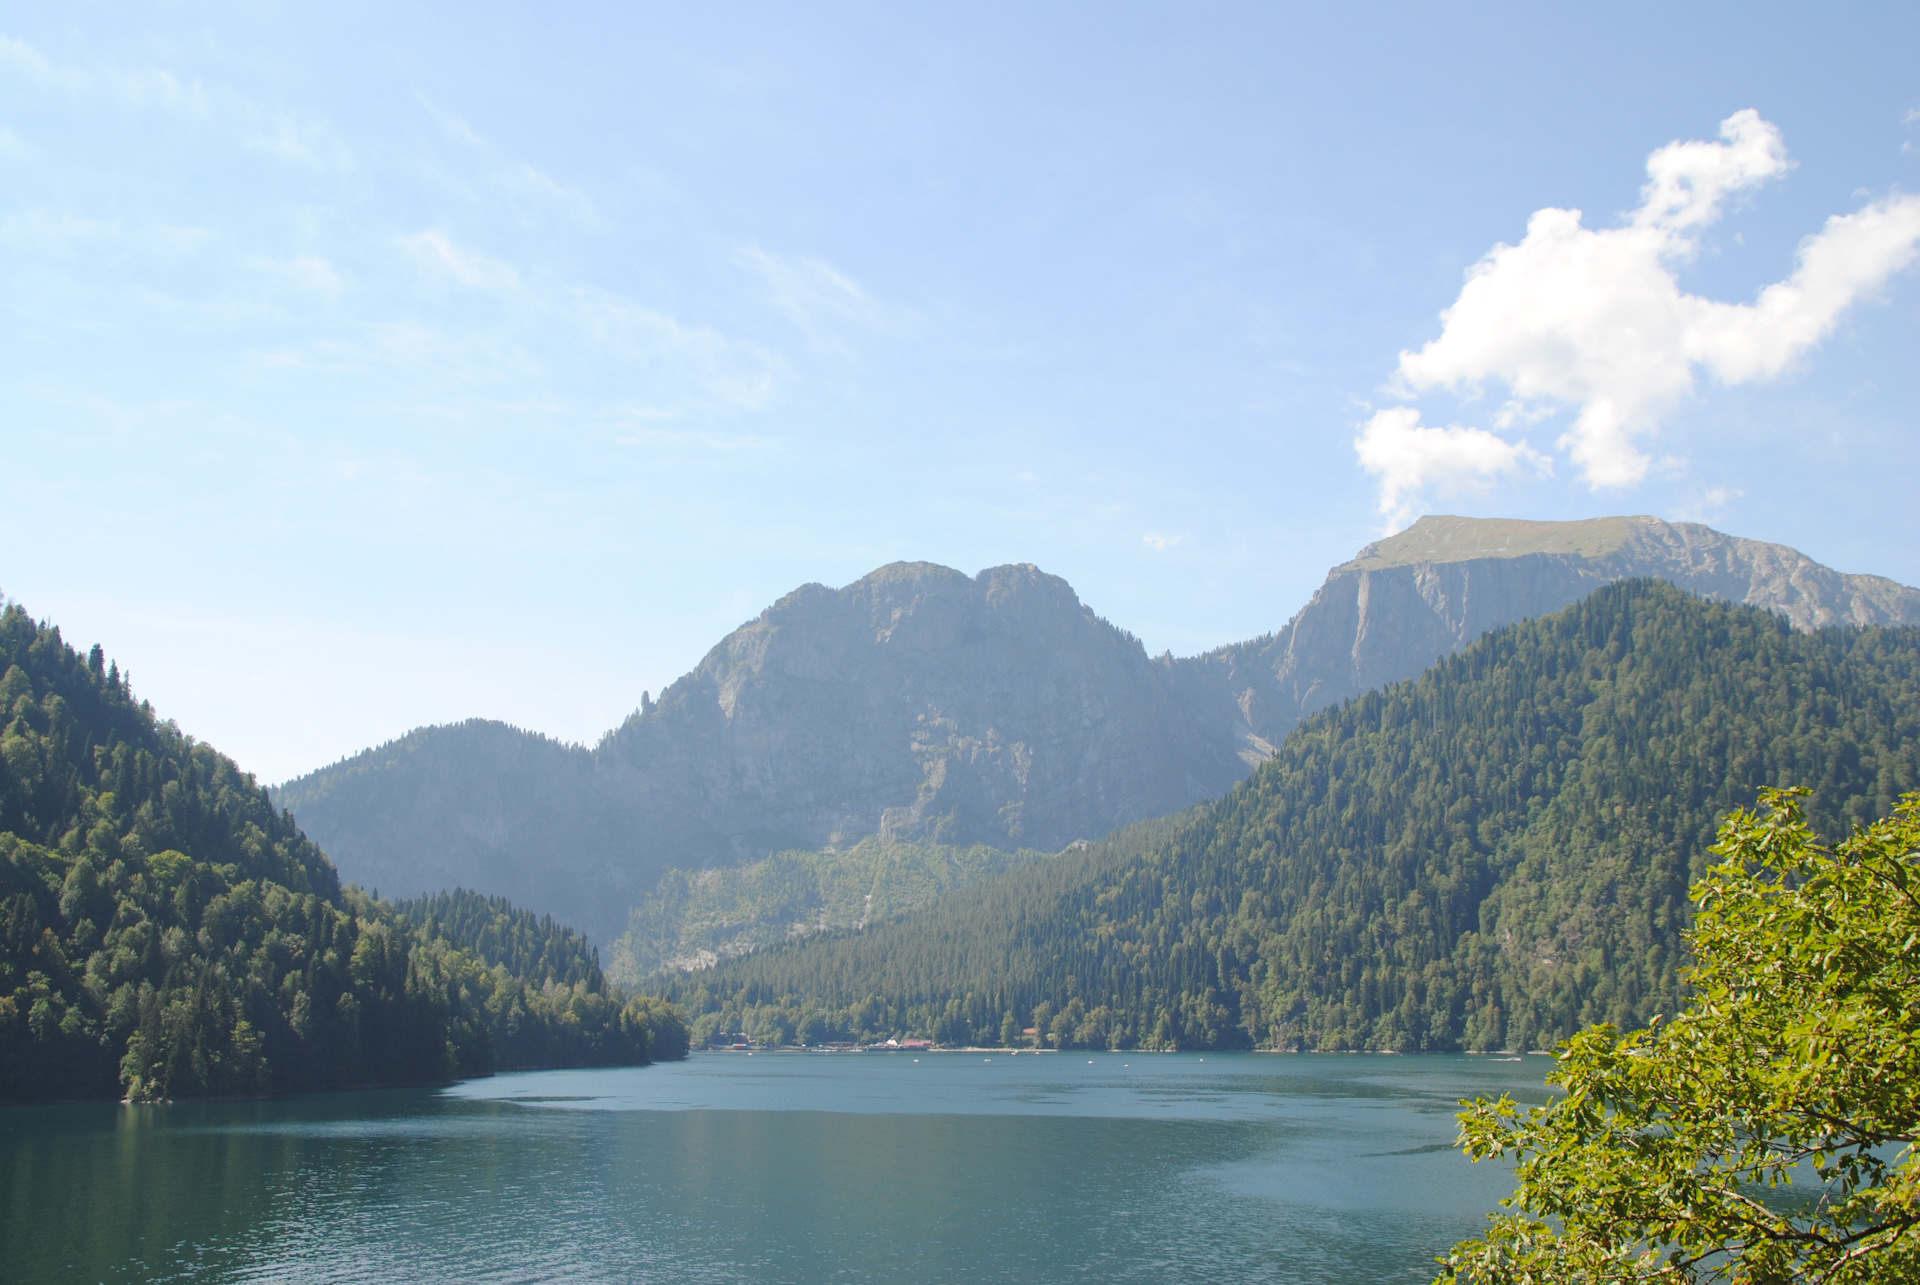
xmin=0 ymin=1051 xmax=1554 ymax=1283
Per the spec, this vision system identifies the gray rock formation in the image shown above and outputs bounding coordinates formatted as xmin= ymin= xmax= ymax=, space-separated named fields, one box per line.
xmin=275 ymin=516 xmax=1920 ymax=943
xmin=278 ymin=562 xmax=1243 ymax=941
xmin=598 ymin=562 xmax=1242 ymax=855
xmin=1168 ymin=515 xmax=1920 ymax=756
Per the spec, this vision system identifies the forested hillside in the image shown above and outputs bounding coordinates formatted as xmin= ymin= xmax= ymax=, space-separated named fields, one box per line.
xmin=0 ymin=602 xmax=684 ymax=1101
xmin=609 ymin=836 xmax=1053 ymax=981
xmin=659 ymin=583 xmax=1920 ymax=1052
xmin=393 ymin=889 xmax=606 ymax=988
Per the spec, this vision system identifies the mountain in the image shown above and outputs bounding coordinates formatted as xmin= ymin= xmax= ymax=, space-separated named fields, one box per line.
xmin=1165 ymin=514 xmax=1920 ymax=757
xmin=280 ymin=562 xmax=1245 ymax=941
xmin=266 ymin=720 xmax=634 ymax=938
xmin=275 ymin=518 xmax=1920 ymax=946
xmin=658 ymin=582 xmax=1920 ymax=1052
xmin=0 ymin=601 xmax=684 ymax=1101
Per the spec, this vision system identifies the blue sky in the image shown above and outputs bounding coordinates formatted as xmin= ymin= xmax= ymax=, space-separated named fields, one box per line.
xmin=4 ymin=3 xmax=1917 ymax=782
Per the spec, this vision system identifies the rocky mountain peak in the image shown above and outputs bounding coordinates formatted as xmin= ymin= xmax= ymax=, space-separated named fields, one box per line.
xmin=1176 ymin=514 xmax=1920 ymax=758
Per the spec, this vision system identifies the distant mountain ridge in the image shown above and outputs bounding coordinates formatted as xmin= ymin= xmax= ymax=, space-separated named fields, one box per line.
xmin=275 ymin=516 xmax=1920 ymax=944
xmin=1166 ymin=515 xmax=1920 ymax=760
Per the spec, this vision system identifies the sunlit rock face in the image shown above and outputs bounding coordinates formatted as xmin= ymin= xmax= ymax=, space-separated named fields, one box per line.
xmin=279 ymin=561 xmax=1243 ymax=942
xmin=596 ymin=559 xmax=1244 ymax=860
xmin=277 ymin=517 xmax=1920 ymax=944
xmin=1168 ymin=515 xmax=1920 ymax=755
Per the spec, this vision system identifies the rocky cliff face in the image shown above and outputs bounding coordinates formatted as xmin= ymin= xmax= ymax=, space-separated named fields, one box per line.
xmin=275 ymin=516 xmax=1920 ymax=944
xmin=1170 ymin=515 xmax=1920 ymax=754
xmin=598 ymin=562 xmax=1241 ymax=858
xmin=278 ymin=562 xmax=1242 ymax=941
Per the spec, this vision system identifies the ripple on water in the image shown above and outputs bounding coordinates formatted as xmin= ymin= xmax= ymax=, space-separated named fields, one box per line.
xmin=1 ymin=1053 xmax=1549 ymax=1284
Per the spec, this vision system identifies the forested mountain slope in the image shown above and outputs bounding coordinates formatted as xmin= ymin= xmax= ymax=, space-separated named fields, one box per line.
xmin=277 ymin=519 xmax=1920 ymax=947
xmin=0 ymin=602 xmax=684 ymax=1101
xmin=273 ymin=720 xmax=636 ymax=943
xmin=660 ymin=583 xmax=1920 ymax=1053
xmin=608 ymin=836 xmax=1053 ymax=981
xmin=392 ymin=888 xmax=606 ymax=990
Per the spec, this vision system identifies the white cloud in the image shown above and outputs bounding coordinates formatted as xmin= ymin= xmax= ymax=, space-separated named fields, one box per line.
xmin=1355 ymin=407 xmax=1546 ymax=528
xmin=1142 ymin=531 xmax=1183 ymax=551
xmin=1362 ymin=110 xmax=1920 ymax=512
xmin=1631 ymin=108 xmax=1791 ymax=232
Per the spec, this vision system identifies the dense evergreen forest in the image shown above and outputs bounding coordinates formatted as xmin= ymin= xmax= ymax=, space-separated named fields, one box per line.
xmin=660 ymin=583 xmax=1920 ymax=1052
xmin=392 ymin=889 xmax=607 ymax=988
xmin=0 ymin=602 xmax=685 ymax=1102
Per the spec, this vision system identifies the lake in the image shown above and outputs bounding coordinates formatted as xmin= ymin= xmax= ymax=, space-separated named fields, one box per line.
xmin=0 ymin=1051 xmax=1553 ymax=1284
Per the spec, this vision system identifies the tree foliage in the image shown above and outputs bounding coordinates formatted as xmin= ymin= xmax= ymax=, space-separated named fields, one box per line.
xmin=0 ymin=601 xmax=684 ymax=1100
xmin=655 ymin=584 xmax=1920 ymax=1050
xmin=1438 ymin=790 xmax=1920 ymax=1284
xmin=393 ymin=888 xmax=606 ymax=990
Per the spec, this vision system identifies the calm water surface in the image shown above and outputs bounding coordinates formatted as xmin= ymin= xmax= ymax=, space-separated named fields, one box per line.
xmin=1 ymin=1051 xmax=1553 ymax=1284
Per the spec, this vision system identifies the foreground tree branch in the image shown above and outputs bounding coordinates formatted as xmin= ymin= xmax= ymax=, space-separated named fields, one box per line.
xmin=1436 ymin=789 xmax=1920 ymax=1285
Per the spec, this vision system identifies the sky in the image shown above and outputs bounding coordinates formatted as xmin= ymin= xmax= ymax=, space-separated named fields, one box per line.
xmin=3 ymin=2 xmax=1917 ymax=784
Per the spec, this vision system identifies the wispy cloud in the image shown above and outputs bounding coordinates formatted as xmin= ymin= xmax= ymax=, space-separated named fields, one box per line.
xmin=735 ymin=244 xmax=886 ymax=352
xmin=263 ymin=254 xmax=341 ymax=297
xmin=1668 ymin=484 xmax=1744 ymax=524
xmin=0 ymin=30 xmax=351 ymax=168
xmin=415 ymin=92 xmax=598 ymax=226
xmin=402 ymin=229 xmax=523 ymax=293
xmin=398 ymin=228 xmax=778 ymax=410
xmin=0 ymin=208 xmax=219 ymax=269
xmin=610 ymin=421 xmax=778 ymax=454
xmin=1356 ymin=110 xmax=1920 ymax=523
